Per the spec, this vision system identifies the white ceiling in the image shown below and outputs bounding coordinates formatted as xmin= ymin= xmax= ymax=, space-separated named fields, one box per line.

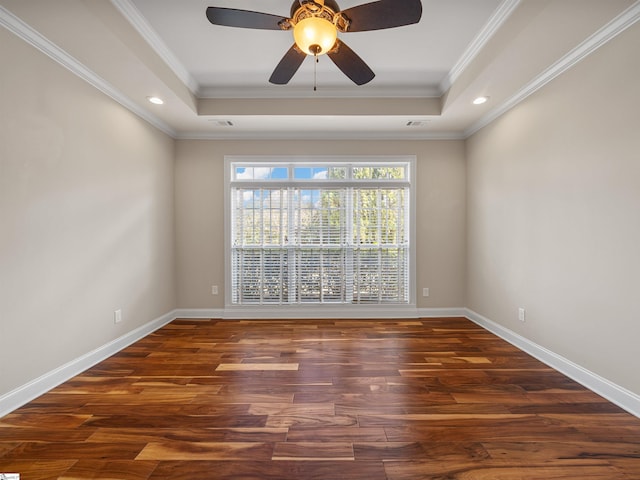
xmin=2 ymin=0 xmax=638 ymax=139
xmin=129 ymin=0 xmax=501 ymax=95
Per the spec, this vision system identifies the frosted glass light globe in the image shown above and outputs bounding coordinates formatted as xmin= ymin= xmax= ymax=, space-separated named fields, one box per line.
xmin=293 ymin=17 xmax=337 ymax=56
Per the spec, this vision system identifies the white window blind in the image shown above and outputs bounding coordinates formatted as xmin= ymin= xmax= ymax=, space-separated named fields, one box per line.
xmin=229 ymin=160 xmax=412 ymax=305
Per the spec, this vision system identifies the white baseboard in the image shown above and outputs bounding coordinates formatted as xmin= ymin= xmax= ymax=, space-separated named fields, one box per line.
xmin=175 ymin=306 xmax=466 ymax=320
xmin=173 ymin=308 xmax=224 ymax=319
xmin=417 ymin=307 xmax=467 ymax=318
xmin=3 ymin=307 xmax=638 ymax=419
xmin=0 ymin=309 xmax=176 ymax=418
xmin=464 ymin=308 xmax=640 ymax=418
xmin=221 ymin=305 xmax=420 ymax=319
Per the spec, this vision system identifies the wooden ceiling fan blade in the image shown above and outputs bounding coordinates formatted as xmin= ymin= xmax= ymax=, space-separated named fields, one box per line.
xmin=338 ymin=0 xmax=422 ymax=32
xmin=206 ymin=7 xmax=288 ymax=30
xmin=269 ymin=45 xmax=306 ymax=84
xmin=327 ymin=39 xmax=374 ymax=85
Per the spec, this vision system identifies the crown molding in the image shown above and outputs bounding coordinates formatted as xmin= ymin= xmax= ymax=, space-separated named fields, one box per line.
xmin=110 ymin=0 xmax=200 ymax=95
xmin=464 ymin=0 xmax=640 ymax=138
xmin=199 ymin=85 xmax=442 ymax=100
xmin=6 ymin=1 xmax=637 ymax=141
xmin=0 ymin=5 xmax=176 ymax=138
xmin=439 ymin=0 xmax=521 ymax=95
xmin=175 ymin=130 xmax=465 ymax=141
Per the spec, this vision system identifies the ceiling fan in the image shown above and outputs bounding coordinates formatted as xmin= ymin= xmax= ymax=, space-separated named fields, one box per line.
xmin=206 ymin=0 xmax=422 ymax=86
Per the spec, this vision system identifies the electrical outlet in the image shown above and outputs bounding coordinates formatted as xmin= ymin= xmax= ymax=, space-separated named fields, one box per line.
xmin=211 ymin=285 xmax=219 ymax=295
xmin=422 ymin=287 xmax=430 ymax=297
xmin=518 ymin=307 xmax=526 ymax=322
xmin=114 ymin=309 xmax=122 ymax=324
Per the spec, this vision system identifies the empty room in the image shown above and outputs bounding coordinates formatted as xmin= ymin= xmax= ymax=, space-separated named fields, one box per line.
xmin=1 ymin=0 xmax=639 ymax=478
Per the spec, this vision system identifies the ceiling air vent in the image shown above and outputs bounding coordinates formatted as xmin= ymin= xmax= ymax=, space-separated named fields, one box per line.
xmin=209 ymin=119 xmax=234 ymax=127
xmin=406 ymin=120 xmax=429 ymax=127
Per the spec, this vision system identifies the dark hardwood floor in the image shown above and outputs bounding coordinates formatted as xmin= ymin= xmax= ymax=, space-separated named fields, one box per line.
xmin=1 ymin=317 xmax=639 ymax=479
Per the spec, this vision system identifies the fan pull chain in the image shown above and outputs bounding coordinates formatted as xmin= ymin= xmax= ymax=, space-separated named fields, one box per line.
xmin=314 ymin=54 xmax=318 ymax=91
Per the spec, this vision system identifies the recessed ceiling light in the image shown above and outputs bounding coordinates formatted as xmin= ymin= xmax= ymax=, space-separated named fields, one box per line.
xmin=473 ymin=96 xmax=489 ymax=105
xmin=147 ymin=96 xmax=164 ymax=105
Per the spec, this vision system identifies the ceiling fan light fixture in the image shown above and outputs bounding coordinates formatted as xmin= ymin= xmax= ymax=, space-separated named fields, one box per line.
xmin=293 ymin=16 xmax=337 ymax=55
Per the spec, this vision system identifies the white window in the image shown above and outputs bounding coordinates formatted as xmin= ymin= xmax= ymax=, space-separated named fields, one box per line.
xmin=226 ymin=157 xmax=414 ymax=306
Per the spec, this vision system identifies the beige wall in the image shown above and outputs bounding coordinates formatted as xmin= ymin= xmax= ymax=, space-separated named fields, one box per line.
xmin=466 ymin=23 xmax=640 ymax=393
xmin=174 ymin=139 xmax=467 ymax=309
xmin=0 ymin=28 xmax=176 ymax=395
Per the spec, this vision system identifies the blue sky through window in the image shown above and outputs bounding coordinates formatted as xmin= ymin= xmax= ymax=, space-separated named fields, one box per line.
xmin=294 ymin=167 xmax=328 ymax=179
xmin=235 ymin=166 xmax=289 ymax=180
xmin=236 ymin=166 xmax=335 ymax=180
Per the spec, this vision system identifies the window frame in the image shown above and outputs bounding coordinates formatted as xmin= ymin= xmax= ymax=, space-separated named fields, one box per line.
xmin=224 ymin=155 xmax=417 ymax=311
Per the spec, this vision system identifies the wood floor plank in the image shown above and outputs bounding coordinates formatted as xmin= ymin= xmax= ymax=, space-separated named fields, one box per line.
xmin=77 ymin=402 xmax=251 ymax=416
xmin=148 ymin=460 xmax=388 ymax=480
xmin=59 ymin=460 xmax=159 ymax=480
xmin=3 ymin=441 xmax=146 ymax=460
xmin=0 ymin=413 xmax=91 ymax=428
xmin=0 ymin=427 xmax=95 ymax=443
xmin=353 ymin=441 xmax=426 ymax=461
xmin=0 ymin=460 xmax=77 ymax=480
xmin=82 ymin=413 xmax=267 ymax=429
xmin=87 ymin=427 xmax=288 ymax=444
xmin=135 ymin=441 xmax=273 ymax=461
xmin=247 ymin=402 xmax=334 ymax=416
xmin=286 ymin=426 xmax=387 ymax=442
xmin=215 ymin=363 xmax=299 ymax=371
xmin=482 ymin=441 xmax=640 ymax=462
xmin=382 ymin=414 xmax=593 ymax=443
xmin=265 ymin=413 xmax=358 ymax=428
xmin=272 ymin=441 xmax=354 ymax=460
xmin=2 ymin=317 xmax=640 ymax=480
xmin=384 ymin=462 xmax=627 ymax=479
